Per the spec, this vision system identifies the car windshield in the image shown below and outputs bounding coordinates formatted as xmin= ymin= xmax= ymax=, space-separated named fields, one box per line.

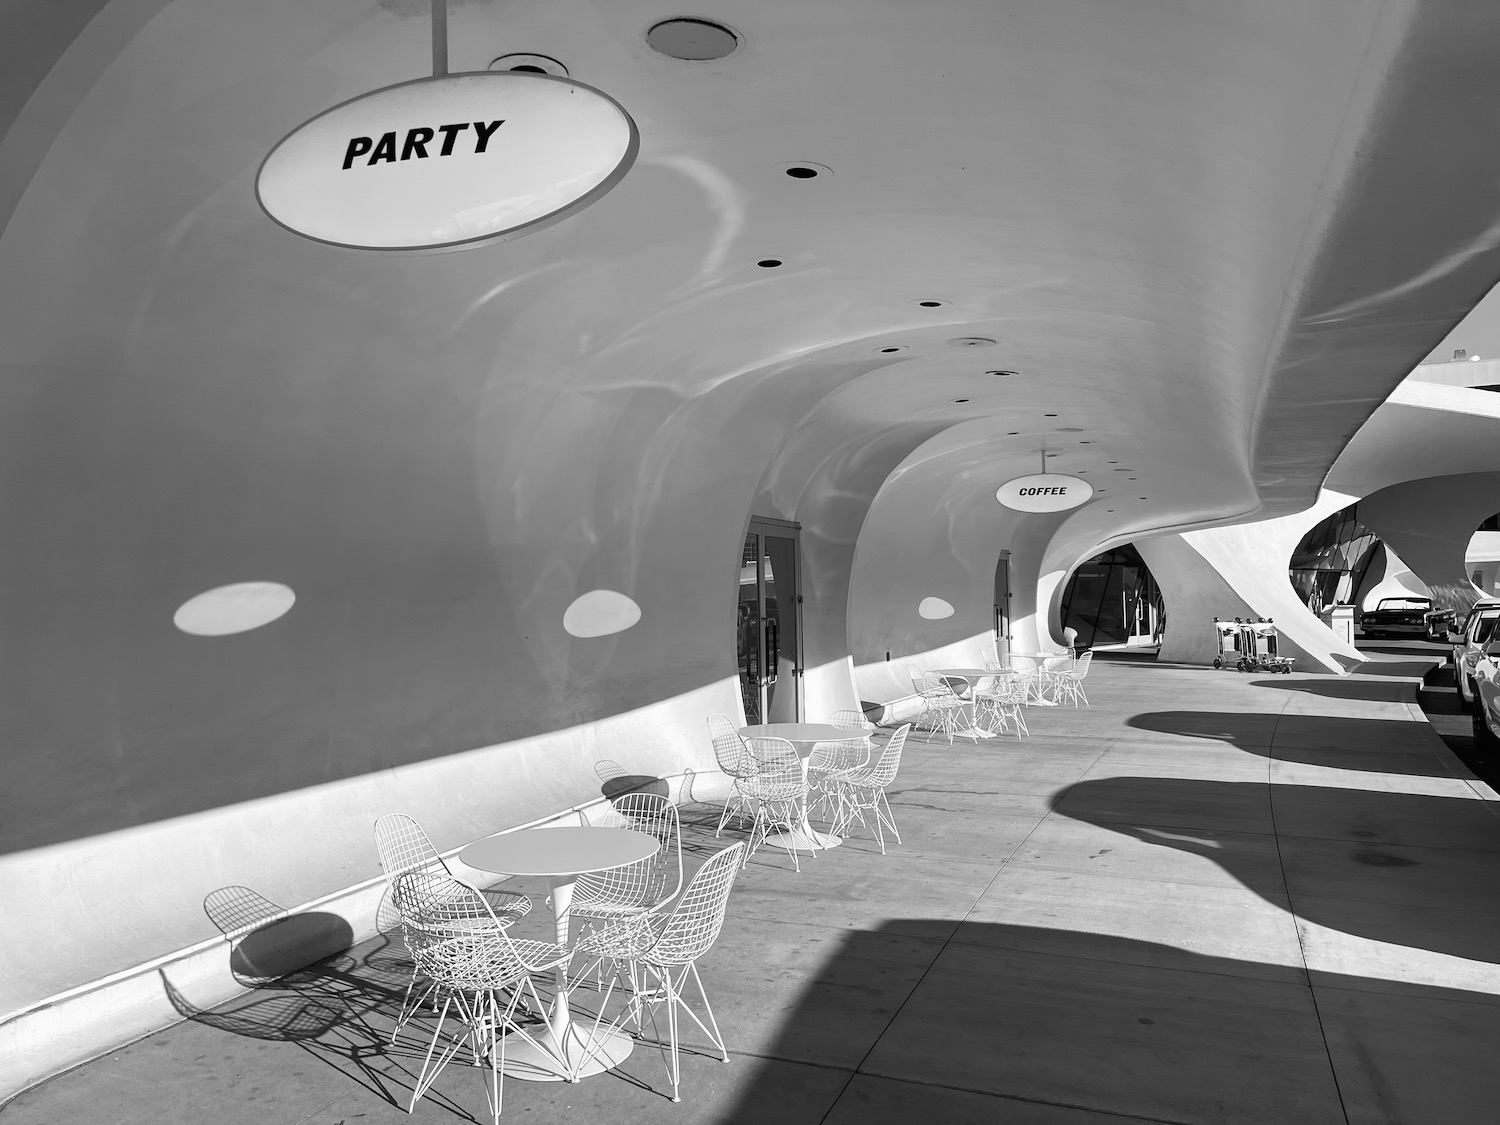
xmin=1475 ymin=615 xmax=1500 ymax=644
xmin=1375 ymin=598 xmax=1429 ymax=610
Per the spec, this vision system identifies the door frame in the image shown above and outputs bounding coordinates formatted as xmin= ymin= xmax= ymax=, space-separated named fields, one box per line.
xmin=740 ymin=515 xmax=804 ymax=723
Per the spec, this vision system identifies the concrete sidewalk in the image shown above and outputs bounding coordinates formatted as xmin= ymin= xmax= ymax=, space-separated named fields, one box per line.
xmin=6 ymin=658 xmax=1499 ymax=1124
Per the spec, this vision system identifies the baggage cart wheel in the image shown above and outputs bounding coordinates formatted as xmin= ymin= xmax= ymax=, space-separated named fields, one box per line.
xmin=1213 ymin=658 xmax=1221 ymax=669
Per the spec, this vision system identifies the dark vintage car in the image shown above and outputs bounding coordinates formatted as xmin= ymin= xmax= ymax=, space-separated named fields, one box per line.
xmin=1360 ymin=596 xmax=1449 ymax=640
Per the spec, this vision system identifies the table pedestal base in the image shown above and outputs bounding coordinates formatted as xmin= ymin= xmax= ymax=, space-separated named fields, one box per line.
xmin=763 ymin=825 xmax=842 ymax=851
xmin=499 ymin=1021 xmax=634 ymax=1081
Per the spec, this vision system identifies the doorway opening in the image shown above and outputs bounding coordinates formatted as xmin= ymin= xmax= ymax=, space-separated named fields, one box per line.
xmin=737 ymin=518 xmax=803 ymax=724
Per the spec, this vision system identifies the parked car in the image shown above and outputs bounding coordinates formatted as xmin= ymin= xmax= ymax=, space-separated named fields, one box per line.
xmin=1424 ymin=606 xmax=1458 ymax=643
xmin=1470 ymin=637 xmax=1500 ymax=747
xmin=1450 ymin=599 xmax=1500 ymax=712
xmin=1360 ymin=595 xmax=1433 ymax=639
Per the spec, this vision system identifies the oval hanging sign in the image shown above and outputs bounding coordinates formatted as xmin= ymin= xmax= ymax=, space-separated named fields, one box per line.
xmin=996 ymin=473 xmax=1094 ymax=513
xmin=256 ymin=72 xmax=638 ymax=251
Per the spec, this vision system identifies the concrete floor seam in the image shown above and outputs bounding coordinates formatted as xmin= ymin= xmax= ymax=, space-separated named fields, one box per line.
xmin=1265 ymin=690 xmax=1355 ymax=1125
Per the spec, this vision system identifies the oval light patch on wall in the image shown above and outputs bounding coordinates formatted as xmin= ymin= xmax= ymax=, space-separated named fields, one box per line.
xmin=257 ymin=72 xmax=638 ymax=251
xmin=918 ymin=596 xmax=955 ymax=620
xmin=564 ymin=590 xmax=642 ymax=638
xmin=174 ymin=582 xmax=296 ymax=636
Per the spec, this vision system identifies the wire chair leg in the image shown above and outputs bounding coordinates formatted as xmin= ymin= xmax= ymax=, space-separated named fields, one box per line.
xmin=687 ymin=962 xmax=729 ymax=1062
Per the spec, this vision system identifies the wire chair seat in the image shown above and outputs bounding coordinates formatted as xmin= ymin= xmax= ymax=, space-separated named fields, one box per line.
xmin=807 ymin=709 xmax=874 ymax=822
xmin=973 ymin=675 xmax=1029 ymax=739
xmin=572 ymin=842 xmax=745 ymax=1103
xmin=829 ymin=725 xmax=910 ymax=853
xmin=572 ymin=792 xmax=683 ymax=922
xmin=738 ymin=736 xmax=812 ymax=871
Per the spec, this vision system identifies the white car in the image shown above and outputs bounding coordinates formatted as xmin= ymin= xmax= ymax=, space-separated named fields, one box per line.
xmin=1452 ymin=599 xmax=1500 ymax=712
xmin=1471 ymin=638 xmax=1500 ymax=748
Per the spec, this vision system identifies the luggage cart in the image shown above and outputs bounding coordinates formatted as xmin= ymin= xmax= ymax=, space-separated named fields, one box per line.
xmin=1248 ymin=618 xmax=1294 ymax=674
xmin=1211 ymin=618 xmax=1244 ymax=670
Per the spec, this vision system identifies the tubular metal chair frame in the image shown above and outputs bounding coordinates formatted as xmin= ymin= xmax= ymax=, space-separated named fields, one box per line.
xmin=739 ymin=736 xmax=813 ymax=871
xmin=912 ymin=671 xmax=980 ymax=744
xmin=573 ymin=792 xmax=684 ymax=923
xmin=374 ymin=814 xmax=532 ymax=1041
xmin=807 ymin=710 xmax=874 ymax=823
xmin=571 ymin=842 xmax=745 ymax=1102
xmin=828 ymin=725 xmax=910 ymax=854
xmin=707 ymin=713 xmax=759 ymax=835
xmin=973 ymin=674 xmax=1029 ymax=740
xmin=1048 ymin=650 xmax=1092 ymax=707
xmin=393 ymin=871 xmax=572 ymax=1123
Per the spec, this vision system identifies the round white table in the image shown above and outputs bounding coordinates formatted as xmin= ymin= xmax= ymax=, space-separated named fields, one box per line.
xmin=459 ymin=826 xmax=658 ymax=1082
xmin=738 ymin=722 xmax=868 ymax=851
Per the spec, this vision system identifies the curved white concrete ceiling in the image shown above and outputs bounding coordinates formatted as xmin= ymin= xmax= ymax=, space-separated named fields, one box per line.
xmin=3 ymin=0 xmax=1500 ymax=834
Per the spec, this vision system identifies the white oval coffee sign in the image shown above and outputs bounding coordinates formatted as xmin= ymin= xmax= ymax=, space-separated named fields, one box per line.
xmin=257 ymin=72 xmax=638 ymax=251
xmin=996 ymin=473 xmax=1093 ymax=513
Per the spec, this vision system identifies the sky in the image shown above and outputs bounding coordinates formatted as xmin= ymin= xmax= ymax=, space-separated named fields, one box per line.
xmin=1423 ymin=277 xmax=1500 ymax=363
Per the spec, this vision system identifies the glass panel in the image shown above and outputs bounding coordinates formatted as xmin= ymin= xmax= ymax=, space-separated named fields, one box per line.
xmin=762 ymin=534 xmax=799 ymax=723
xmin=737 ymin=533 xmax=761 ymax=723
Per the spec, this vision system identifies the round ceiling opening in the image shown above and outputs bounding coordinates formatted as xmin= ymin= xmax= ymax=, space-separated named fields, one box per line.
xmin=647 ymin=18 xmax=740 ymax=60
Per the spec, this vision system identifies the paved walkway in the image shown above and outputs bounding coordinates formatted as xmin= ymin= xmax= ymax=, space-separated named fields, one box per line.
xmin=6 ymin=657 xmax=1499 ymax=1124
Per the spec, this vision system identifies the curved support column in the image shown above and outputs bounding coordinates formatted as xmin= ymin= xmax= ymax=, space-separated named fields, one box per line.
xmin=1354 ymin=472 xmax=1500 ymax=614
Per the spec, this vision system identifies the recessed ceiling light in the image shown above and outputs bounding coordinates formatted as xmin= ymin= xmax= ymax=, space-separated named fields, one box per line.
xmin=1057 ymin=427 xmax=1083 ymax=432
xmin=953 ymin=398 xmax=970 ymax=403
xmin=876 ymin=345 xmax=906 ymax=354
xmin=1043 ymin=413 xmax=1058 ymax=418
xmin=916 ymin=299 xmax=948 ymax=308
xmin=947 ymin=337 xmax=996 ymax=348
xmin=1107 ymin=461 xmax=1118 ymax=464
xmin=1140 ymin=497 xmax=1148 ymax=500
xmin=1114 ymin=468 xmax=1131 ymax=472
xmin=1007 ymin=431 xmax=1019 ymax=435
xmin=777 ymin=161 xmax=832 ymax=179
xmin=757 ymin=258 xmax=782 ymax=268
xmin=985 ymin=369 xmax=1018 ymax=377
xmin=1128 ymin=477 xmax=1137 ymax=480
xmin=1079 ymin=441 xmax=1091 ymax=444
xmin=1107 ymin=508 xmax=1115 ymax=512
xmin=647 ymin=17 xmax=740 ymax=60
xmin=489 ymin=53 xmax=569 ymax=76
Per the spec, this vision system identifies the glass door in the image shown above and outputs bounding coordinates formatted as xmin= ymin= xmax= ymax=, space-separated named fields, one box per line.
xmin=737 ymin=519 xmax=802 ymax=724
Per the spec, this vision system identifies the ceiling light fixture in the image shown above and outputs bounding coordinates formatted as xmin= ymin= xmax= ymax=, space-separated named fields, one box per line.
xmin=947 ymin=337 xmax=996 ymax=348
xmin=489 ymin=53 xmax=569 ymax=76
xmin=756 ymin=258 xmax=782 ymax=267
xmin=986 ymin=369 xmax=1018 ymax=377
xmin=953 ymin=398 xmax=970 ymax=403
xmin=647 ymin=17 xmax=740 ymax=59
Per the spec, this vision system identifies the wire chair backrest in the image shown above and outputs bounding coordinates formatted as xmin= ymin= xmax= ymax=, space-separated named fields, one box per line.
xmin=389 ymin=868 xmax=505 ymax=938
xmin=374 ymin=813 xmax=448 ymax=881
xmin=1042 ymin=654 xmax=1073 ymax=674
xmin=742 ymin=737 xmax=806 ymax=799
xmin=1073 ymin=651 xmax=1094 ymax=680
xmin=708 ymin=713 xmax=757 ymax=777
xmin=912 ymin=671 xmax=958 ymax=701
xmin=580 ymin=792 xmax=683 ymax=908
xmin=594 ymin=759 xmax=628 ymax=782
xmin=648 ymin=842 xmax=746 ymax=965
xmin=866 ymin=724 xmax=909 ymax=787
xmin=828 ymin=709 xmax=873 ymax=733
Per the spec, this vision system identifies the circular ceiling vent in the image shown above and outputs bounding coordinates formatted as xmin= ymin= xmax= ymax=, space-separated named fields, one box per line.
xmin=947 ymin=336 xmax=996 ymax=348
xmin=777 ymin=161 xmax=832 ymax=179
xmin=489 ymin=53 xmax=569 ymax=76
xmin=647 ymin=18 xmax=740 ymax=59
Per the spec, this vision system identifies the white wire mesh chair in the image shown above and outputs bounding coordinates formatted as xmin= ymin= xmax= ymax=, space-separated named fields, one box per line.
xmin=571 ymin=841 xmax=746 ymax=1103
xmin=373 ymin=814 xmax=531 ymax=1039
xmin=393 ymin=872 xmax=570 ymax=1124
xmin=573 ymin=792 xmax=684 ymax=923
xmin=912 ymin=671 xmax=979 ymax=744
xmin=829 ymin=724 xmax=910 ymax=854
xmin=807 ymin=710 xmax=874 ymax=822
xmin=1049 ymin=650 xmax=1093 ymax=707
xmin=707 ymin=713 xmax=759 ymax=835
xmin=594 ymin=760 xmax=628 ymax=783
xmin=973 ymin=674 xmax=1028 ymax=739
xmin=1004 ymin=653 xmax=1053 ymax=705
xmin=740 ymin=736 xmax=812 ymax=871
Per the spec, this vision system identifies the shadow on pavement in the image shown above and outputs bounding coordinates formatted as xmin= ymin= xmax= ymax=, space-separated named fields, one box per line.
xmin=715 ymin=921 xmax=1500 ymax=1125
xmin=1049 ymin=776 xmax=1500 ymax=963
xmin=1127 ymin=711 xmax=1453 ymax=774
xmin=1247 ymin=677 xmax=1414 ymax=703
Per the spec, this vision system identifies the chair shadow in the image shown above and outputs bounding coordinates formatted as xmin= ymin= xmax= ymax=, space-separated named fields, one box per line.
xmin=181 ymin=887 xmax=468 ymax=1115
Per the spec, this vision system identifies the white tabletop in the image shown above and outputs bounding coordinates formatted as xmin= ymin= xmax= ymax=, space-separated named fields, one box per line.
xmin=934 ymin=668 xmax=1011 ymax=678
xmin=739 ymin=722 xmax=866 ymax=743
xmin=460 ymin=826 xmax=658 ymax=878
